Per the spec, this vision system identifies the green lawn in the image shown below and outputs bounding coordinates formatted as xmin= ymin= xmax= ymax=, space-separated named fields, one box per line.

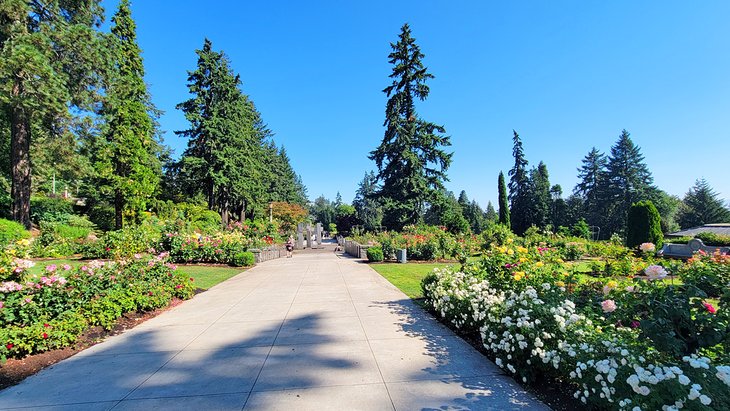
xmin=370 ymin=262 xmax=456 ymax=299
xmin=28 ymin=258 xmax=244 ymax=290
xmin=175 ymin=265 xmax=245 ymax=290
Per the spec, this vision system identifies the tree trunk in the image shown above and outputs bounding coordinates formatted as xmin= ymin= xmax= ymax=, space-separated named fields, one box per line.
xmin=239 ymin=200 xmax=246 ymax=222
xmin=10 ymin=80 xmax=32 ymax=229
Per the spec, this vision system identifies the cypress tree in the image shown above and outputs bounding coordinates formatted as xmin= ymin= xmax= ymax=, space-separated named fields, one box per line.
xmin=498 ymin=171 xmax=510 ymax=228
xmin=626 ymin=200 xmax=663 ymax=248
xmin=1 ymin=1 xmax=105 ymax=228
xmin=369 ymin=23 xmax=452 ymax=230
xmin=485 ymin=201 xmax=497 ymax=223
xmin=529 ymin=161 xmax=551 ymax=229
xmin=508 ymin=130 xmax=530 ymax=235
xmin=98 ymin=0 xmax=161 ymax=228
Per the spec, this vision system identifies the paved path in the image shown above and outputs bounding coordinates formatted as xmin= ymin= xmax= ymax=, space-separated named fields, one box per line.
xmin=0 ymin=245 xmax=549 ymax=410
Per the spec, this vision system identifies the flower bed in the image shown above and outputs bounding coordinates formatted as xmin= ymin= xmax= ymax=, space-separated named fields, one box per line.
xmin=0 ymin=253 xmax=195 ymax=361
xmin=422 ymin=243 xmax=730 ymax=410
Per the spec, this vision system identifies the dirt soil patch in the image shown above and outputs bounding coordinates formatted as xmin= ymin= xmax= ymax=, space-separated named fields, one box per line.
xmin=0 ymin=296 xmax=190 ymax=390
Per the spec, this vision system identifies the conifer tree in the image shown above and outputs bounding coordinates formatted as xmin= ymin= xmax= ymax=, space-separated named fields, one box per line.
xmin=1 ymin=1 xmax=105 ymax=228
xmin=485 ymin=201 xmax=497 ymax=223
xmin=528 ymin=161 xmax=551 ymax=229
xmin=98 ymin=0 xmax=161 ymax=228
xmin=604 ymin=130 xmax=654 ymax=236
xmin=369 ymin=23 xmax=452 ymax=230
xmin=508 ymin=131 xmax=530 ymax=235
xmin=574 ymin=147 xmax=608 ymax=230
xmin=678 ymin=179 xmax=730 ymax=228
xmin=353 ymin=171 xmax=382 ymax=231
xmin=498 ymin=171 xmax=510 ymax=227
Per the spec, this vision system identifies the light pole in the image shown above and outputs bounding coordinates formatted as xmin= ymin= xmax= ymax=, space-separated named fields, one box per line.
xmin=269 ymin=202 xmax=273 ymax=223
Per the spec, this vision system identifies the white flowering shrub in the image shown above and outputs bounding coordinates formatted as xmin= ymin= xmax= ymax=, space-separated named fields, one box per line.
xmin=422 ymin=265 xmax=730 ymax=410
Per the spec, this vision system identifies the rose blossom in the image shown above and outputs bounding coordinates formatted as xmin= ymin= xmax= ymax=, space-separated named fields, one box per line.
xmin=703 ymin=301 xmax=717 ymax=314
xmin=601 ymin=299 xmax=617 ymax=313
xmin=645 ymin=265 xmax=668 ymax=280
xmin=639 ymin=242 xmax=656 ymax=253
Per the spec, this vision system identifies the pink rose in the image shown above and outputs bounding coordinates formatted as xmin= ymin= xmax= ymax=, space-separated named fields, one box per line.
xmin=46 ymin=264 xmax=57 ymax=273
xmin=703 ymin=301 xmax=717 ymax=314
xmin=601 ymin=299 xmax=617 ymax=313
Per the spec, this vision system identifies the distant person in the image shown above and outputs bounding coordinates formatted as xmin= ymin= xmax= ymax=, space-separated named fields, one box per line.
xmin=286 ymin=236 xmax=294 ymax=258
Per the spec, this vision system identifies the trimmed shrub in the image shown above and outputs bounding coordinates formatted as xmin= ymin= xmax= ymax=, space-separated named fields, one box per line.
xmin=626 ymin=200 xmax=663 ymax=249
xmin=0 ymin=218 xmax=30 ymax=247
xmin=570 ymin=219 xmax=591 ymax=240
xmin=695 ymin=232 xmax=730 ymax=247
xmin=32 ymin=221 xmax=91 ymax=257
xmin=231 ymin=251 xmax=255 ymax=267
xmin=30 ymin=196 xmax=74 ymax=224
xmin=367 ymin=246 xmax=384 ymax=262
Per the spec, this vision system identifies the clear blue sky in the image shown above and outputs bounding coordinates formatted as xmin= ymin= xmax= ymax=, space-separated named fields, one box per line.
xmin=102 ymin=0 xmax=730 ymax=207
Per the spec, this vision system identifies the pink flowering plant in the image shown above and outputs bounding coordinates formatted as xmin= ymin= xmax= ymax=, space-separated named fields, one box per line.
xmin=0 ymin=251 xmax=195 ymax=361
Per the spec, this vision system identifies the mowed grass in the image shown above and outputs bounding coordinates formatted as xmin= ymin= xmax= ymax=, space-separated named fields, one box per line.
xmin=370 ymin=262 xmax=456 ymax=299
xmin=28 ymin=258 xmax=244 ymax=290
xmin=175 ymin=265 xmax=245 ymax=290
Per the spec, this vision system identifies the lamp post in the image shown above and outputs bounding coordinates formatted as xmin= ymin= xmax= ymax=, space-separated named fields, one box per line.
xmin=269 ymin=202 xmax=273 ymax=223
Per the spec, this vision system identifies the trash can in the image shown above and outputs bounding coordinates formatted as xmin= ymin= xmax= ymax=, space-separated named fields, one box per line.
xmin=396 ymin=249 xmax=407 ymax=264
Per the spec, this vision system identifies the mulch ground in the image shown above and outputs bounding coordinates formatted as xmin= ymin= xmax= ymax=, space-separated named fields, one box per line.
xmin=0 ymin=296 xmax=190 ymax=391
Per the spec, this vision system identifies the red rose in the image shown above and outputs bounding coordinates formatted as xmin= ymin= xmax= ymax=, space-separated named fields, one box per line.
xmin=42 ymin=333 xmax=48 ymax=339
xmin=44 ymin=323 xmax=50 ymax=328
xmin=6 ymin=343 xmax=13 ymax=350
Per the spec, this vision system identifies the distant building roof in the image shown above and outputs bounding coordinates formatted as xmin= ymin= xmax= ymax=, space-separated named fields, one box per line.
xmin=667 ymin=223 xmax=730 ymax=237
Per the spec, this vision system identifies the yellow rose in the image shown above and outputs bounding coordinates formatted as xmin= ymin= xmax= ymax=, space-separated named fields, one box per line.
xmin=519 ymin=257 xmax=528 ymax=263
xmin=497 ymin=246 xmax=508 ymax=254
xmin=555 ymin=281 xmax=565 ymax=287
xmin=507 ymin=238 xmax=514 ymax=244
xmin=535 ymin=261 xmax=544 ymax=268
xmin=507 ymin=249 xmax=514 ymax=256
xmin=513 ymin=271 xmax=525 ymax=281
xmin=606 ymin=280 xmax=618 ymax=289
xmin=517 ymin=246 xmax=528 ymax=253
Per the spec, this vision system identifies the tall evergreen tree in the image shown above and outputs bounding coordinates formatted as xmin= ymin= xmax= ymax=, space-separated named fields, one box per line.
xmin=369 ymin=23 xmax=452 ymax=231
xmin=425 ymin=189 xmax=469 ymax=234
xmin=604 ymin=130 xmax=654 ymax=236
xmin=97 ymin=0 xmax=161 ymax=228
xmin=1 ymin=1 xmax=105 ymax=228
xmin=508 ymin=130 xmax=531 ymax=235
xmin=574 ymin=147 xmax=608 ymax=230
xmin=678 ymin=179 xmax=730 ymax=228
xmin=528 ymin=161 xmax=551 ymax=229
xmin=549 ymin=184 xmax=567 ymax=229
xmin=353 ymin=171 xmax=382 ymax=231
xmin=485 ymin=201 xmax=497 ymax=223
xmin=498 ymin=171 xmax=510 ymax=227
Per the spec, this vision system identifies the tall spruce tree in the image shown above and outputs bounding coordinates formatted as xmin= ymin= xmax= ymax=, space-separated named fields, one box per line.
xmin=1 ymin=1 xmax=105 ymax=228
xmin=549 ymin=184 xmax=567 ymax=229
xmin=678 ymin=179 xmax=730 ymax=228
xmin=353 ymin=171 xmax=382 ymax=231
xmin=529 ymin=161 xmax=551 ymax=229
xmin=485 ymin=201 xmax=497 ymax=223
xmin=604 ymin=130 xmax=654 ymax=236
xmin=369 ymin=23 xmax=452 ymax=230
xmin=508 ymin=130 xmax=531 ymax=235
xmin=498 ymin=171 xmax=510 ymax=227
xmin=98 ymin=0 xmax=161 ymax=228
xmin=574 ymin=147 xmax=608 ymax=230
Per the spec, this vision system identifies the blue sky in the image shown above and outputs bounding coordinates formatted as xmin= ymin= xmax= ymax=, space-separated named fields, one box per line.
xmin=103 ymin=1 xmax=730 ymax=207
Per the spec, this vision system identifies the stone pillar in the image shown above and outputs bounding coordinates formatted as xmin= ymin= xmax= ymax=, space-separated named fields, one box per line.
xmin=296 ymin=231 xmax=304 ymax=250
xmin=305 ymin=226 xmax=312 ymax=249
xmin=315 ymin=223 xmax=322 ymax=247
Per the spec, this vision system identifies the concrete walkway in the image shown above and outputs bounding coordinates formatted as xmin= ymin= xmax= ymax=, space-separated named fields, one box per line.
xmin=0 ymin=246 xmax=549 ymax=410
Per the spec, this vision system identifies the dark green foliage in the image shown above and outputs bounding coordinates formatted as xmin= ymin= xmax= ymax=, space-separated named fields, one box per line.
xmin=369 ymin=24 xmax=452 ymax=231
xmin=1 ymin=0 xmax=105 ymax=228
xmin=571 ymin=218 xmax=591 ymax=240
xmin=485 ymin=201 xmax=497 ymax=223
xmin=0 ymin=218 xmax=30 ymax=247
xmin=367 ymin=246 xmax=384 ymax=262
xmin=678 ymin=179 xmax=730 ymax=228
xmin=528 ymin=162 xmax=551 ymax=229
xmin=549 ymin=184 xmax=567 ymax=229
xmin=457 ymin=191 xmax=486 ymax=234
xmin=311 ymin=195 xmax=336 ymax=228
xmin=96 ymin=0 xmax=162 ymax=229
xmin=626 ymin=200 xmax=663 ymax=248
xmin=497 ymin=171 xmax=510 ymax=227
xmin=603 ymin=130 xmax=655 ymax=236
xmin=425 ymin=190 xmax=469 ymax=234
xmin=574 ymin=147 xmax=608 ymax=230
xmin=30 ymin=197 xmax=74 ymax=224
xmin=335 ymin=204 xmax=359 ymax=234
xmin=508 ymin=131 xmax=530 ymax=235
xmin=231 ymin=251 xmax=255 ymax=267
xmin=353 ymin=171 xmax=383 ymax=231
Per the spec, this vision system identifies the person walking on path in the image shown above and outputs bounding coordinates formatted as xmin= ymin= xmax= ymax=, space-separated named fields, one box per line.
xmin=285 ymin=236 xmax=294 ymax=258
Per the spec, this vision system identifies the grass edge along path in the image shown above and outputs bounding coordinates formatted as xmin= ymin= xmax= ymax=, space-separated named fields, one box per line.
xmin=370 ymin=262 xmax=456 ymax=299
